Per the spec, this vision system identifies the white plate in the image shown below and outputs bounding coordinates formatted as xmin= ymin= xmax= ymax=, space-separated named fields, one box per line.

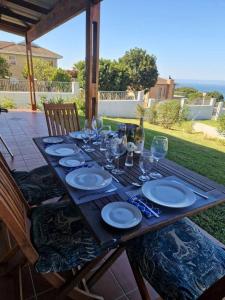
xmin=142 ymin=179 xmax=196 ymax=208
xmin=43 ymin=137 xmax=64 ymax=144
xmin=59 ymin=155 xmax=85 ymax=168
xmin=69 ymin=131 xmax=83 ymax=140
xmin=66 ymin=167 xmax=112 ymax=190
xmin=45 ymin=144 xmax=80 ymax=157
xmin=101 ymin=202 xmax=142 ymax=229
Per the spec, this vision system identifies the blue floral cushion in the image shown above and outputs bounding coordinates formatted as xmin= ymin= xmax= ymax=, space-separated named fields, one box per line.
xmin=127 ymin=217 xmax=225 ymax=300
xmin=12 ymin=165 xmax=66 ymax=205
xmin=31 ymin=201 xmax=111 ymax=273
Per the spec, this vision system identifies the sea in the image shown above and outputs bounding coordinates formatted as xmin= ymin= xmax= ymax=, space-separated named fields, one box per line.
xmin=175 ymin=79 xmax=225 ymax=97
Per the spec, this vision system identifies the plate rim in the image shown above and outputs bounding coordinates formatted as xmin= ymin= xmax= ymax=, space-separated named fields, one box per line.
xmin=42 ymin=137 xmax=64 ymax=144
xmin=65 ymin=167 xmax=112 ymax=190
xmin=101 ymin=201 xmax=142 ymax=229
xmin=142 ymin=179 xmax=196 ymax=208
xmin=59 ymin=155 xmax=85 ymax=168
xmin=45 ymin=143 xmax=80 ymax=157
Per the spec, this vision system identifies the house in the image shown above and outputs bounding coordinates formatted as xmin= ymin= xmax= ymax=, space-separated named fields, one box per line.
xmin=148 ymin=77 xmax=175 ymax=100
xmin=0 ymin=41 xmax=62 ymax=80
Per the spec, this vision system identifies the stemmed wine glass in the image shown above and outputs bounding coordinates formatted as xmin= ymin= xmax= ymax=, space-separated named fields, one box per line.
xmin=111 ymin=137 xmax=127 ymax=175
xmin=100 ymin=125 xmax=111 ymax=151
xmin=150 ymin=136 xmax=168 ymax=179
xmin=81 ymin=119 xmax=95 ymax=152
xmin=139 ymin=151 xmax=153 ymax=182
xmin=92 ymin=116 xmax=103 ymax=145
xmin=104 ymin=140 xmax=115 ymax=170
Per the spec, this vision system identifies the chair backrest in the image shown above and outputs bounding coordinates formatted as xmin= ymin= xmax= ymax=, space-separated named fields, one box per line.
xmin=0 ymin=160 xmax=38 ymax=265
xmin=43 ymin=103 xmax=80 ymax=136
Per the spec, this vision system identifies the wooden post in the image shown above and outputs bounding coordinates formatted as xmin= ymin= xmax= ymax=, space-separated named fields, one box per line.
xmin=85 ymin=0 xmax=100 ymax=124
xmin=25 ymin=35 xmax=37 ymax=111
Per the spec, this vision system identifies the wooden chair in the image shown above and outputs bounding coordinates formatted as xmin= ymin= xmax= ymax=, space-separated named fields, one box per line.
xmin=43 ymin=103 xmax=80 ymax=136
xmin=126 ymin=217 xmax=225 ymax=300
xmin=0 ymin=159 xmax=115 ymax=300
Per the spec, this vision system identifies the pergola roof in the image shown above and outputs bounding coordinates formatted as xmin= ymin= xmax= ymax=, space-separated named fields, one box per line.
xmin=0 ymin=0 xmax=100 ymax=42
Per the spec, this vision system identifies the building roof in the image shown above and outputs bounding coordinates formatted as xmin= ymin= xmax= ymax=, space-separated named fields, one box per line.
xmin=0 ymin=41 xmax=62 ymax=59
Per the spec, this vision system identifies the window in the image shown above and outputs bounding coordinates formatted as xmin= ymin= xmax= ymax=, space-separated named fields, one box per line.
xmin=8 ymin=55 xmax=16 ymax=65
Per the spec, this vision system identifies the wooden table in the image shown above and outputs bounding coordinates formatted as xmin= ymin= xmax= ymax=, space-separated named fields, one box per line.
xmin=34 ymin=135 xmax=225 ymax=248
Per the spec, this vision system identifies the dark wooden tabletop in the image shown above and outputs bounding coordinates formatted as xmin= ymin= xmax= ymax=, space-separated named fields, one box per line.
xmin=34 ymin=135 xmax=225 ymax=247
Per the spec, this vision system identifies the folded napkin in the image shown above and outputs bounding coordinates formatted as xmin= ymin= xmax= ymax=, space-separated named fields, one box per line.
xmin=127 ymin=194 xmax=153 ymax=219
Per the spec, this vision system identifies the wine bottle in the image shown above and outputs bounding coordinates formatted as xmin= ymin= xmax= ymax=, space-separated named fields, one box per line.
xmin=134 ymin=117 xmax=145 ymax=154
xmin=126 ymin=126 xmax=135 ymax=143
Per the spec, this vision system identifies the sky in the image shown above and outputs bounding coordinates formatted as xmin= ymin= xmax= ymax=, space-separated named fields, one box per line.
xmin=1 ymin=0 xmax=225 ymax=80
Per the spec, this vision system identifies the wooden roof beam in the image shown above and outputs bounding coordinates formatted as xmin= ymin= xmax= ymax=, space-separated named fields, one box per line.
xmin=26 ymin=0 xmax=88 ymax=43
xmin=0 ymin=19 xmax=26 ymax=36
xmin=0 ymin=7 xmax=38 ymax=24
xmin=8 ymin=0 xmax=50 ymax=15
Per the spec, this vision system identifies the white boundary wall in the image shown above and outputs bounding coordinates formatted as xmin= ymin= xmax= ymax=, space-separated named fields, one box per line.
xmin=0 ymin=91 xmax=78 ymax=107
xmin=98 ymin=100 xmax=144 ymax=118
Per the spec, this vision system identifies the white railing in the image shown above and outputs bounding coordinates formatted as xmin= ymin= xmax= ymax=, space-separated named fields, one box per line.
xmin=99 ymin=91 xmax=138 ymax=100
xmin=0 ymin=79 xmax=72 ymax=93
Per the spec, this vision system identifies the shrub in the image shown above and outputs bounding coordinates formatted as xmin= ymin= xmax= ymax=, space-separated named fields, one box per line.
xmin=217 ymin=114 xmax=225 ymax=135
xmin=156 ymin=100 xmax=186 ymax=129
xmin=183 ymin=121 xmax=194 ymax=134
xmin=0 ymin=97 xmax=16 ymax=109
xmin=136 ymin=103 xmax=146 ymax=118
xmin=147 ymin=104 xmax=158 ymax=124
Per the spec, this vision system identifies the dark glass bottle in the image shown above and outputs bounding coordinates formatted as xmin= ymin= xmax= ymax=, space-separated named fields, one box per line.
xmin=134 ymin=117 xmax=145 ymax=153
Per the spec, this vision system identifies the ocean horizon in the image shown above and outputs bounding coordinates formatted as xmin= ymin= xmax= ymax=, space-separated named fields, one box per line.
xmin=175 ymin=79 xmax=225 ymax=97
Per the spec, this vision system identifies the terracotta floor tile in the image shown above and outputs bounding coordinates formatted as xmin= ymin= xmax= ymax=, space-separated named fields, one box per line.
xmin=110 ymin=252 xmax=137 ymax=294
xmin=91 ymin=269 xmax=125 ymax=300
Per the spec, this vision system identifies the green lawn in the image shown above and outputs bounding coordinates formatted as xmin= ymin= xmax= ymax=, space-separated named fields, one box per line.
xmin=199 ymin=119 xmax=218 ymax=128
xmin=102 ymin=117 xmax=225 ymax=243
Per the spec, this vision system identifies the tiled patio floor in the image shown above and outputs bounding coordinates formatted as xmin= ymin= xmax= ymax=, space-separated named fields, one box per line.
xmin=0 ymin=110 xmax=161 ymax=300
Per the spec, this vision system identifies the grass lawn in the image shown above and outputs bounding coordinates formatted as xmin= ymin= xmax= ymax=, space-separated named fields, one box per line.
xmin=101 ymin=117 xmax=225 ymax=243
xmin=199 ymin=119 xmax=218 ymax=128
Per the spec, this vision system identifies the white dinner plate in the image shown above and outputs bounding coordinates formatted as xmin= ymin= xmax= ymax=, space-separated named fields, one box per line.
xmin=69 ymin=131 xmax=83 ymax=140
xmin=42 ymin=137 xmax=64 ymax=144
xmin=59 ymin=155 xmax=85 ymax=168
xmin=142 ymin=179 xmax=196 ymax=208
xmin=65 ymin=167 xmax=112 ymax=190
xmin=101 ymin=202 xmax=142 ymax=229
xmin=45 ymin=144 xmax=80 ymax=157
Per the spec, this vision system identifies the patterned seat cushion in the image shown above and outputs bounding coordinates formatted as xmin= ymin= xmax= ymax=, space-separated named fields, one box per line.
xmin=31 ymin=201 xmax=111 ymax=273
xmin=12 ymin=165 xmax=66 ymax=205
xmin=127 ymin=218 xmax=225 ymax=300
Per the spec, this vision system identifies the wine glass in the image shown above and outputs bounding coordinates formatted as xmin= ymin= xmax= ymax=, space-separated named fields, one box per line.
xmin=81 ymin=119 xmax=90 ymax=149
xmin=111 ymin=137 xmax=127 ymax=175
xmin=150 ymin=136 xmax=168 ymax=179
xmin=82 ymin=119 xmax=95 ymax=152
xmin=100 ymin=125 xmax=111 ymax=151
xmin=139 ymin=151 xmax=152 ymax=182
xmin=104 ymin=141 xmax=115 ymax=170
xmin=92 ymin=116 xmax=103 ymax=145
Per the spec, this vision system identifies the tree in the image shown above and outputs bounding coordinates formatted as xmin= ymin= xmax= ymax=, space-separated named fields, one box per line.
xmin=0 ymin=56 xmax=10 ymax=78
xmin=119 ymin=48 xmax=158 ymax=91
xmin=73 ymin=60 xmax=85 ymax=88
xmin=206 ymin=91 xmax=224 ymax=102
xmin=23 ymin=59 xmax=71 ymax=83
xmin=99 ymin=59 xmax=129 ymax=90
xmin=51 ymin=68 xmax=71 ymax=82
xmin=23 ymin=58 xmax=55 ymax=81
xmin=74 ymin=48 xmax=158 ymax=91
